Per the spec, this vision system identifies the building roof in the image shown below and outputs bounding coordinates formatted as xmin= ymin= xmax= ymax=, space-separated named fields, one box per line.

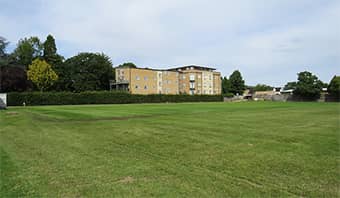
xmin=115 ymin=65 xmax=218 ymax=72
xmin=168 ymin=65 xmax=216 ymax=71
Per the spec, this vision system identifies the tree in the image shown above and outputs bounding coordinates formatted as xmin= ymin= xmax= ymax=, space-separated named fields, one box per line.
xmin=229 ymin=70 xmax=245 ymax=95
xmin=60 ymin=53 xmax=113 ymax=92
xmin=0 ymin=37 xmax=10 ymax=67
xmin=12 ymin=37 xmax=43 ymax=67
xmin=221 ymin=77 xmax=231 ymax=94
xmin=43 ymin=34 xmax=63 ymax=67
xmin=27 ymin=59 xmax=58 ymax=92
xmin=0 ymin=36 xmax=9 ymax=57
xmin=254 ymin=84 xmax=273 ymax=91
xmin=0 ymin=65 xmax=32 ymax=92
xmin=293 ymin=71 xmax=323 ymax=100
xmin=328 ymin=76 xmax=340 ymax=99
xmin=117 ymin=62 xmax=137 ymax=68
xmin=284 ymin=81 xmax=297 ymax=90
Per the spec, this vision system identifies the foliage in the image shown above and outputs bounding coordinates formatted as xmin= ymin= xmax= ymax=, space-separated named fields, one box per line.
xmin=229 ymin=70 xmax=245 ymax=95
xmin=0 ymin=65 xmax=32 ymax=92
xmin=0 ymin=36 xmax=9 ymax=57
xmin=27 ymin=59 xmax=58 ymax=92
xmin=222 ymin=93 xmax=234 ymax=98
xmin=7 ymin=91 xmax=223 ymax=106
xmin=284 ymin=81 xmax=297 ymax=90
xmin=221 ymin=77 xmax=231 ymax=94
xmin=293 ymin=71 xmax=323 ymax=100
xmin=117 ymin=62 xmax=137 ymax=68
xmin=43 ymin=34 xmax=64 ymax=67
xmin=58 ymin=53 xmax=113 ymax=92
xmin=254 ymin=84 xmax=273 ymax=91
xmin=327 ymin=76 xmax=340 ymax=99
xmin=12 ymin=37 xmax=43 ymax=67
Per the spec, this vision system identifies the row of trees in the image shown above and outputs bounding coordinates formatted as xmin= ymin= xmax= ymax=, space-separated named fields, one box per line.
xmin=284 ymin=71 xmax=339 ymax=100
xmin=0 ymin=35 xmax=115 ymax=92
xmin=221 ymin=69 xmax=339 ymax=100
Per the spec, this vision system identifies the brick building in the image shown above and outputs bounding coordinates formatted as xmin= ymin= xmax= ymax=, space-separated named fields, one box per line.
xmin=112 ymin=65 xmax=221 ymax=95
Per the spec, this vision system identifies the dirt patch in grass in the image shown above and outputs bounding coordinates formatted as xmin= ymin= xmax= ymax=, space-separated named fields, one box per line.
xmin=117 ymin=176 xmax=135 ymax=184
xmin=30 ymin=112 xmax=163 ymax=123
xmin=5 ymin=112 xmax=19 ymax=116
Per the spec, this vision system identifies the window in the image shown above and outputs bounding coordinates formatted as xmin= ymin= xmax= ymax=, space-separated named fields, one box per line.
xmin=190 ymin=90 xmax=194 ymax=95
xmin=144 ymin=85 xmax=147 ymax=90
xmin=135 ymin=85 xmax=139 ymax=89
xmin=136 ymin=76 xmax=140 ymax=80
xmin=190 ymin=82 xmax=195 ymax=89
xmin=190 ymin=74 xmax=195 ymax=81
xmin=144 ymin=76 xmax=148 ymax=80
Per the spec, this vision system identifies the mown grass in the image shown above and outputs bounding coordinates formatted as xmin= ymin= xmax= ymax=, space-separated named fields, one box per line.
xmin=0 ymin=102 xmax=339 ymax=197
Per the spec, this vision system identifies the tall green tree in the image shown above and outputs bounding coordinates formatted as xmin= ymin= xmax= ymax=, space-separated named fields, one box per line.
xmin=293 ymin=71 xmax=323 ymax=100
xmin=60 ymin=53 xmax=114 ymax=92
xmin=0 ymin=36 xmax=9 ymax=57
xmin=43 ymin=34 xmax=63 ymax=67
xmin=327 ymin=76 xmax=340 ymax=99
xmin=221 ymin=77 xmax=231 ymax=94
xmin=27 ymin=59 xmax=58 ymax=92
xmin=12 ymin=37 xmax=43 ymax=67
xmin=229 ymin=70 xmax=245 ymax=95
xmin=0 ymin=36 xmax=10 ymax=67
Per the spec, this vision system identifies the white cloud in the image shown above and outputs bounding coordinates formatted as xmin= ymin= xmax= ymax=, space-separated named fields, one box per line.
xmin=1 ymin=0 xmax=339 ymax=85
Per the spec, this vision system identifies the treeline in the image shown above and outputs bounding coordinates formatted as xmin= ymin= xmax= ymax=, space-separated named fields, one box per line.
xmin=0 ymin=35 xmax=115 ymax=92
xmin=220 ymin=70 xmax=339 ymax=101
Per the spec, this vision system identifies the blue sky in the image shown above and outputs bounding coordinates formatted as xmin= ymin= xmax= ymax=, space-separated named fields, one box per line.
xmin=1 ymin=0 xmax=339 ymax=86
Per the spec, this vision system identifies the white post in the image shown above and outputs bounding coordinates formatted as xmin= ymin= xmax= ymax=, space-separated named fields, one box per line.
xmin=0 ymin=93 xmax=7 ymax=109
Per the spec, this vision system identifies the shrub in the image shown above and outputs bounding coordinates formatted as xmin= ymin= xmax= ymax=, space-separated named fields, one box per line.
xmin=7 ymin=91 xmax=223 ymax=106
xmin=222 ymin=93 xmax=234 ymax=98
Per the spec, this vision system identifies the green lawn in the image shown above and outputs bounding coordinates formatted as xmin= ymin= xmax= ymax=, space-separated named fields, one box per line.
xmin=0 ymin=102 xmax=339 ymax=197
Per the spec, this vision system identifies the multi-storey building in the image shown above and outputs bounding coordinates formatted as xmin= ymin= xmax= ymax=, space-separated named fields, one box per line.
xmin=112 ymin=65 xmax=221 ymax=95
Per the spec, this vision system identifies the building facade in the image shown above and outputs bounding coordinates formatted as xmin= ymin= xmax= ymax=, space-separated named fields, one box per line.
xmin=113 ymin=65 xmax=221 ymax=95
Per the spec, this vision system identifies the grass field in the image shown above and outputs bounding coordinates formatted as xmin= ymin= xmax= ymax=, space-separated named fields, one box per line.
xmin=0 ymin=102 xmax=339 ymax=197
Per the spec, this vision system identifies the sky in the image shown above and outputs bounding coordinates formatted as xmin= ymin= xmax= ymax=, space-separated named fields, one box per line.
xmin=1 ymin=0 xmax=339 ymax=86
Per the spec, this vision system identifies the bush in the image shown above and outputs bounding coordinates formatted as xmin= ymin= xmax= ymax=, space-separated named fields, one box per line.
xmin=222 ymin=93 xmax=234 ymax=98
xmin=7 ymin=91 xmax=223 ymax=106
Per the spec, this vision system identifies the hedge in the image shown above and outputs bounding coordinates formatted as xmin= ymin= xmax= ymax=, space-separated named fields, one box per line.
xmin=7 ymin=91 xmax=223 ymax=106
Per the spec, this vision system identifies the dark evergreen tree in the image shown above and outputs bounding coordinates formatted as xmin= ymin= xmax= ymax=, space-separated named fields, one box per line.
xmin=43 ymin=34 xmax=63 ymax=66
xmin=229 ymin=70 xmax=245 ymax=95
